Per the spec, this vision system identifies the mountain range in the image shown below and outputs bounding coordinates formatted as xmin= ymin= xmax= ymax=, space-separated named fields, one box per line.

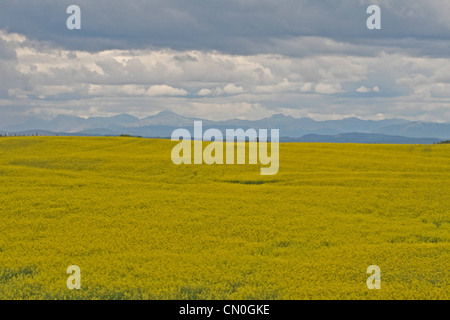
xmin=1 ymin=111 xmax=449 ymax=144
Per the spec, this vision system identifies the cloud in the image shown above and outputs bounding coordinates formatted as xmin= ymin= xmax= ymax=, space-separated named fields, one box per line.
xmin=197 ymin=88 xmax=212 ymax=96
xmin=315 ymin=83 xmax=341 ymax=95
xmin=356 ymin=86 xmax=380 ymax=93
xmin=1 ymin=26 xmax=450 ymax=122
xmin=177 ymin=102 xmax=271 ymax=121
xmin=223 ymin=84 xmax=245 ymax=95
xmin=0 ymin=0 xmax=448 ymax=58
xmin=146 ymin=85 xmax=188 ymax=96
xmin=88 ymin=84 xmax=146 ymax=97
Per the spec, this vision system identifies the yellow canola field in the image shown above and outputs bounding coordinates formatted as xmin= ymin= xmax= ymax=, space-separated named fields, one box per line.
xmin=0 ymin=137 xmax=449 ymax=299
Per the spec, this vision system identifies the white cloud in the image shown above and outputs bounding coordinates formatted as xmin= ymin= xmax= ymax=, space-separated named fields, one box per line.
xmin=197 ymin=88 xmax=212 ymax=96
xmin=1 ymin=30 xmax=450 ymax=121
xmin=0 ymin=30 xmax=26 ymax=43
xmin=315 ymin=83 xmax=341 ymax=94
xmin=177 ymin=102 xmax=271 ymax=121
xmin=300 ymin=82 xmax=314 ymax=93
xmin=356 ymin=86 xmax=380 ymax=93
xmin=223 ymin=84 xmax=245 ymax=95
xmin=88 ymin=84 xmax=147 ymax=97
xmin=356 ymin=86 xmax=370 ymax=93
xmin=146 ymin=85 xmax=188 ymax=97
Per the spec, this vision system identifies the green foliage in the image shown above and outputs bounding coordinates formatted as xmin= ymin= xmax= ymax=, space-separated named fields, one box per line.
xmin=119 ymin=134 xmax=142 ymax=138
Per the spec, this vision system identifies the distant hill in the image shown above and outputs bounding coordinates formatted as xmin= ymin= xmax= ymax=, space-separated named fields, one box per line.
xmin=0 ymin=130 xmax=87 ymax=137
xmin=372 ymin=122 xmax=450 ymax=139
xmin=1 ymin=111 xmax=449 ymax=143
xmin=281 ymin=133 xmax=441 ymax=144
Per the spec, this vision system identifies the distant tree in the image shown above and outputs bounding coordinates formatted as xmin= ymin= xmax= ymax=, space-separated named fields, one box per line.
xmin=438 ymin=140 xmax=450 ymax=144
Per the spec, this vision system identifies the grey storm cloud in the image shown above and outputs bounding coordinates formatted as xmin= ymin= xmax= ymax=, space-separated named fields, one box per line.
xmin=0 ymin=0 xmax=449 ymax=54
xmin=0 ymin=0 xmax=450 ymax=122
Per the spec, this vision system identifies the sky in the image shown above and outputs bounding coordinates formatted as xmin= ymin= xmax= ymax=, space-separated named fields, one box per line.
xmin=1 ymin=0 xmax=450 ymax=122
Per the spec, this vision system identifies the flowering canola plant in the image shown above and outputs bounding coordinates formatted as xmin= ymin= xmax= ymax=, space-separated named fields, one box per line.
xmin=0 ymin=137 xmax=448 ymax=299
